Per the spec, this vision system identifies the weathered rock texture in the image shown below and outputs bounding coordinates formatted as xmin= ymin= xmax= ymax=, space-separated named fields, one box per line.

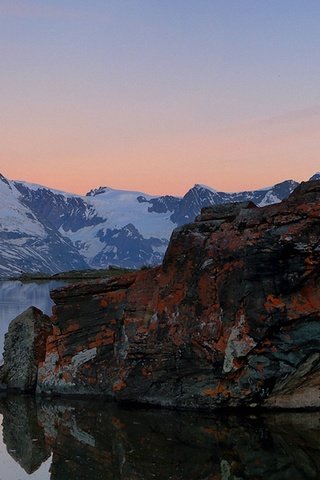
xmin=0 ymin=306 xmax=52 ymax=392
xmin=36 ymin=181 xmax=320 ymax=408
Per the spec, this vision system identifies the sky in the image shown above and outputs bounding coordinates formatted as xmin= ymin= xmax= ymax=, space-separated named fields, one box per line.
xmin=0 ymin=0 xmax=319 ymax=195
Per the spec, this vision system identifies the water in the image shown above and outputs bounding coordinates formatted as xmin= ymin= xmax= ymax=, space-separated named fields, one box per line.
xmin=0 ymin=396 xmax=319 ymax=479
xmin=0 ymin=280 xmax=64 ymax=359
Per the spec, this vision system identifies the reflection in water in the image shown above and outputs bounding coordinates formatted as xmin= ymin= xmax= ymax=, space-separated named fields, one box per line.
xmin=0 ymin=396 xmax=319 ymax=480
xmin=0 ymin=280 xmax=64 ymax=358
xmin=1 ymin=396 xmax=50 ymax=474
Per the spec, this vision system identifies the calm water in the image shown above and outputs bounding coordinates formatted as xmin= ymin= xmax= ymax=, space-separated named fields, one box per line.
xmin=0 ymin=280 xmax=64 ymax=360
xmin=0 ymin=396 xmax=319 ymax=480
xmin=0 ymin=282 xmax=319 ymax=479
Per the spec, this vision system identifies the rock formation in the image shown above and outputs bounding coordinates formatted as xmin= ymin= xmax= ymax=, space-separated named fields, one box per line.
xmin=0 ymin=307 xmax=52 ymax=392
xmin=30 ymin=180 xmax=320 ymax=409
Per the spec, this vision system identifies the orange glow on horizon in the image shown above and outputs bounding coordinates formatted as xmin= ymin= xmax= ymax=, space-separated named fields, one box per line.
xmin=1 ymin=113 xmax=319 ymax=196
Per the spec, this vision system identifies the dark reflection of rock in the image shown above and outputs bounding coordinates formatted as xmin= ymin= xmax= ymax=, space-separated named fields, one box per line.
xmin=33 ymin=401 xmax=320 ymax=480
xmin=0 ymin=396 xmax=319 ymax=479
xmin=0 ymin=396 xmax=50 ymax=474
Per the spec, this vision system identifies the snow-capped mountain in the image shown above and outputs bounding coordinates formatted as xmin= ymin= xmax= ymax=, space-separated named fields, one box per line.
xmin=169 ymin=180 xmax=299 ymax=226
xmin=77 ymin=187 xmax=173 ymax=267
xmin=0 ymin=172 xmax=315 ymax=277
xmin=0 ymin=175 xmax=87 ymax=277
xmin=309 ymin=172 xmax=320 ymax=181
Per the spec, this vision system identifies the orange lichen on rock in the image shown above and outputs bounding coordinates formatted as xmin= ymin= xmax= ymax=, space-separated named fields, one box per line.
xmin=30 ymin=180 xmax=320 ymax=410
xmin=203 ymin=383 xmax=231 ymax=399
xmin=112 ymin=380 xmax=127 ymax=392
xmin=264 ymin=295 xmax=286 ymax=310
xmin=88 ymin=328 xmax=115 ymax=349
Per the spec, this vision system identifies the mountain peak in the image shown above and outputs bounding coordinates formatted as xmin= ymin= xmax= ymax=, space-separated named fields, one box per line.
xmin=193 ymin=184 xmax=217 ymax=193
xmin=309 ymin=172 xmax=320 ymax=181
xmin=0 ymin=173 xmax=12 ymax=191
xmin=86 ymin=186 xmax=112 ymax=197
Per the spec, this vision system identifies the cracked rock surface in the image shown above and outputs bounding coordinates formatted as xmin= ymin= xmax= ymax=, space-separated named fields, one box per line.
xmin=11 ymin=181 xmax=320 ymax=409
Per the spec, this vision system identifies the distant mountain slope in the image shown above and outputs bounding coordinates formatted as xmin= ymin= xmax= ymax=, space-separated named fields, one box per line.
xmin=15 ymin=181 xmax=104 ymax=232
xmin=170 ymin=180 xmax=299 ymax=225
xmin=309 ymin=172 xmax=320 ymax=181
xmin=0 ymin=172 xmax=315 ymax=276
xmin=0 ymin=175 xmax=87 ymax=277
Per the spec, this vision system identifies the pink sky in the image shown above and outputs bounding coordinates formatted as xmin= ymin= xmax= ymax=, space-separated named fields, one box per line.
xmin=1 ymin=105 xmax=319 ymax=195
xmin=0 ymin=1 xmax=319 ymax=195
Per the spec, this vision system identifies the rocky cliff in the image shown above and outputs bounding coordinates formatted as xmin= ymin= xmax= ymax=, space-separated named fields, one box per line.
xmin=27 ymin=180 xmax=318 ymax=409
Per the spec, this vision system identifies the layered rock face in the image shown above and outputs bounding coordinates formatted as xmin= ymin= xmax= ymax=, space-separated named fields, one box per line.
xmin=37 ymin=181 xmax=320 ymax=409
xmin=0 ymin=307 xmax=52 ymax=392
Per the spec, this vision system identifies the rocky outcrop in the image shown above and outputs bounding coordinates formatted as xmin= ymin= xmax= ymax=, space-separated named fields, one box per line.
xmin=0 ymin=307 xmax=52 ymax=392
xmin=30 ymin=180 xmax=319 ymax=409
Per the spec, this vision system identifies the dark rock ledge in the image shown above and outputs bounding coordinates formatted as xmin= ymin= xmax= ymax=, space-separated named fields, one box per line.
xmin=1 ymin=181 xmax=320 ymax=410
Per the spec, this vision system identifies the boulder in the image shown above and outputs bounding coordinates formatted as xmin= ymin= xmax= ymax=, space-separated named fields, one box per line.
xmin=0 ymin=307 xmax=52 ymax=392
xmin=36 ymin=181 xmax=320 ymax=409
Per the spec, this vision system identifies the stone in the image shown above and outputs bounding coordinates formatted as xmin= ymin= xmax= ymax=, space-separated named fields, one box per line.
xmin=0 ymin=306 xmax=52 ymax=392
xmin=195 ymin=200 xmax=257 ymax=222
xmin=264 ymin=352 xmax=320 ymax=409
xmin=33 ymin=180 xmax=320 ymax=409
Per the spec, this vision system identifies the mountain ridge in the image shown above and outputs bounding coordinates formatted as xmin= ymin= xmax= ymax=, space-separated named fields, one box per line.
xmin=0 ymin=172 xmax=317 ymax=276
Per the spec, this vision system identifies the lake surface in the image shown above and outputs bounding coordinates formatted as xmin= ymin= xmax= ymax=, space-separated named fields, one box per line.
xmin=0 ymin=396 xmax=319 ymax=479
xmin=0 ymin=280 xmax=64 ymax=360
xmin=0 ymin=282 xmax=319 ymax=479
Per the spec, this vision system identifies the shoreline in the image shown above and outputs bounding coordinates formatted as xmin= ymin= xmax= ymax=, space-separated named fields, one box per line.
xmin=1 ymin=266 xmax=136 ymax=283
